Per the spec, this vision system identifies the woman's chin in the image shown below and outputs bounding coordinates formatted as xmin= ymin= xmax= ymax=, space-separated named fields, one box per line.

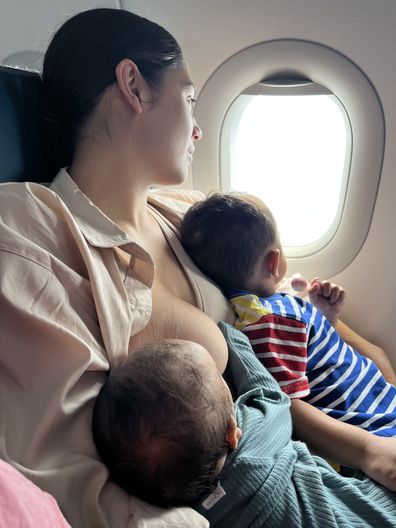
xmin=156 ymin=169 xmax=189 ymax=187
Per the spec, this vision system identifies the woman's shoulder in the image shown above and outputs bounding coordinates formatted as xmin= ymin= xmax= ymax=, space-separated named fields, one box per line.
xmin=0 ymin=181 xmax=65 ymax=235
xmin=148 ymin=187 xmax=205 ymax=220
xmin=0 ymin=180 xmax=61 ymax=216
xmin=0 ymin=181 xmax=77 ymax=270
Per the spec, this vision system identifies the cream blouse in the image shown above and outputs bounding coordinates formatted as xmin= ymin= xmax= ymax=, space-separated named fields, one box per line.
xmin=0 ymin=169 xmax=234 ymax=528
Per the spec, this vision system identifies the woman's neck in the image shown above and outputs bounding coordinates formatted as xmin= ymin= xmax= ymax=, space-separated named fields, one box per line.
xmin=69 ymin=144 xmax=152 ymax=232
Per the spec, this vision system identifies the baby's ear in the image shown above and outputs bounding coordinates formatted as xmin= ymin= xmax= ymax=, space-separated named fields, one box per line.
xmin=225 ymin=415 xmax=242 ymax=450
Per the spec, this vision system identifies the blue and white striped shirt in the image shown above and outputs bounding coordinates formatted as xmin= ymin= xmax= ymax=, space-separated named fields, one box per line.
xmin=230 ymin=291 xmax=396 ymax=437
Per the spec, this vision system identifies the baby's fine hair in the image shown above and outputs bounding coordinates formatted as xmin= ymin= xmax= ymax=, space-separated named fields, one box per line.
xmin=181 ymin=192 xmax=277 ymax=291
xmin=92 ymin=340 xmax=231 ymax=506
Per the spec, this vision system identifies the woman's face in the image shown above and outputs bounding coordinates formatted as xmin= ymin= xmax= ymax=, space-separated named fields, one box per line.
xmin=140 ymin=65 xmax=202 ymax=186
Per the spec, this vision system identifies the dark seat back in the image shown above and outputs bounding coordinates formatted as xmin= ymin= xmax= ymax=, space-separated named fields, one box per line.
xmin=0 ymin=65 xmax=49 ymax=183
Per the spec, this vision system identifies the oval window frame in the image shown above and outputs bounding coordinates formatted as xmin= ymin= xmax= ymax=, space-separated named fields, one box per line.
xmin=192 ymin=39 xmax=385 ymax=279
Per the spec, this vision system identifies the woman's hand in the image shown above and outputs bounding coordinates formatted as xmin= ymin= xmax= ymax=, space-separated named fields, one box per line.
xmin=308 ymin=278 xmax=346 ymax=326
xmin=361 ymin=434 xmax=396 ymax=492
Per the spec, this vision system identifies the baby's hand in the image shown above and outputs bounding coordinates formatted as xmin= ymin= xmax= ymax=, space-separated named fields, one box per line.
xmin=361 ymin=434 xmax=396 ymax=492
xmin=308 ymin=278 xmax=346 ymax=326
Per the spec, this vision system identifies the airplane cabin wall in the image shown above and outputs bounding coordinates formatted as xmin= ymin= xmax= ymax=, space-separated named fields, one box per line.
xmin=0 ymin=0 xmax=122 ymax=66
xmin=128 ymin=0 xmax=396 ymax=363
xmin=1 ymin=0 xmax=395 ymax=362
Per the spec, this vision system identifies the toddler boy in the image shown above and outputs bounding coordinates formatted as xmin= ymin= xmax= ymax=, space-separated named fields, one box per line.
xmin=180 ymin=193 xmax=396 ymax=437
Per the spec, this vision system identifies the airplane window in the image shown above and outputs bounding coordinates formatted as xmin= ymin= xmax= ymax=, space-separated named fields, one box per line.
xmin=182 ymin=39 xmax=384 ymax=277
xmin=223 ymin=81 xmax=350 ymax=253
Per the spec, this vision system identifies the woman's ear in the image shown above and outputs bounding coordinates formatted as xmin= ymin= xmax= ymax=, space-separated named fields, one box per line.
xmin=225 ymin=415 xmax=242 ymax=450
xmin=115 ymin=58 xmax=145 ymax=114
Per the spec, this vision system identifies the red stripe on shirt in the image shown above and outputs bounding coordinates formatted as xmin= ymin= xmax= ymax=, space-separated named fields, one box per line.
xmin=243 ymin=314 xmax=309 ymax=398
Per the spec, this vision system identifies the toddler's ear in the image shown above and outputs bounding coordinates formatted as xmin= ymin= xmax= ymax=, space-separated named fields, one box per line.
xmin=225 ymin=415 xmax=242 ymax=450
xmin=267 ymin=248 xmax=280 ymax=277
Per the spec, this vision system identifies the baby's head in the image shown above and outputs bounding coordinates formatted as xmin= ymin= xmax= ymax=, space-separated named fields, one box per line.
xmin=181 ymin=192 xmax=287 ymax=296
xmin=92 ymin=340 xmax=241 ymax=506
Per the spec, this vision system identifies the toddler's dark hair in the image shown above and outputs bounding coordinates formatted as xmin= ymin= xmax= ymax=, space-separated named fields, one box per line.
xmin=181 ymin=192 xmax=277 ymax=291
xmin=92 ymin=340 xmax=231 ymax=506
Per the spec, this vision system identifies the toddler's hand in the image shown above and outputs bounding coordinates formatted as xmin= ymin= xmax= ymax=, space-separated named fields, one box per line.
xmin=308 ymin=278 xmax=345 ymax=326
xmin=361 ymin=434 xmax=396 ymax=492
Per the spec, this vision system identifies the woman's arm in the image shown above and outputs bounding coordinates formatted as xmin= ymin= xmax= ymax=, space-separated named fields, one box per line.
xmin=335 ymin=320 xmax=396 ymax=385
xmin=291 ymin=398 xmax=396 ymax=491
xmin=0 ymin=252 xmax=117 ymax=528
xmin=308 ymin=278 xmax=396 ymax=384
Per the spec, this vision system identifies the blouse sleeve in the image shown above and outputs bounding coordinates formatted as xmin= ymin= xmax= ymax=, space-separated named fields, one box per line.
xmin=0 ymin=249 xmax=208 ymax=528
xmin=0 ymin=248 xmax=125 ymax=527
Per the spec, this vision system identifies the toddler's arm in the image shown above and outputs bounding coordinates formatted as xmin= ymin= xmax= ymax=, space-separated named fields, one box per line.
xmin=291 ymin=398 xmax=396 ymax=492
xmin=336 ymin=320 xmax=396 ymax=385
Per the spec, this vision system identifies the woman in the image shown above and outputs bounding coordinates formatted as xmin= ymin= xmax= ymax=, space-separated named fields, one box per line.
xmin=0 ymin=7 xmax=395 ymax=528
xmin=0 ymin=8 xmax=229 ymax=528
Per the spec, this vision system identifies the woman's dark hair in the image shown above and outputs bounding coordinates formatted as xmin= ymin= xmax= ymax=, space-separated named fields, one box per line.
xmin=42 ymin=8 xmax=183 ymax=177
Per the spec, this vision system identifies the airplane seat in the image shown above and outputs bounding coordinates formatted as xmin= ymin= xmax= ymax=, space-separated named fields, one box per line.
xmin=0 ymin=65 xmax=50 ymax=183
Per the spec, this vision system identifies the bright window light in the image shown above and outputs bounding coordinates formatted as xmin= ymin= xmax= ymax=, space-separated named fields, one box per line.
xmin=228 ymin=94 xmax=349 ymax=248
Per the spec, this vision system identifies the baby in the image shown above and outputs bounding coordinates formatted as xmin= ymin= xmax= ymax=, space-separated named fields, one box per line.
xmin=92 ymin=324 xmax=396 ymax=526
xmin=180 ymin=192 xmax=396 ymax=438
xmin=92 ymin=338 xmax=239 ymax=507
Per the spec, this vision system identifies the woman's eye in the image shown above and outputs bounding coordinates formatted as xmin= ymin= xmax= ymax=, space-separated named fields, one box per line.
xmin=189 ymin=97 xmax=197 ymax=105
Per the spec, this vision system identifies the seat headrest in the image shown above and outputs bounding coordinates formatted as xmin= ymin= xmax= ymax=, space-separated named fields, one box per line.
xmin=0 ymin=65 xmax=46 ymax=183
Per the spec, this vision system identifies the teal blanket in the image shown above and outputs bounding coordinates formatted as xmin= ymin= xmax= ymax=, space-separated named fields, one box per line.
xmin=194 ymin=322 xmax=396 ymax=527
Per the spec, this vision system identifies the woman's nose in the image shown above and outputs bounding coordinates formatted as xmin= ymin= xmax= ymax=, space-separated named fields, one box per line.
xmin=192 ymin=118 xmax=202 ymax=141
